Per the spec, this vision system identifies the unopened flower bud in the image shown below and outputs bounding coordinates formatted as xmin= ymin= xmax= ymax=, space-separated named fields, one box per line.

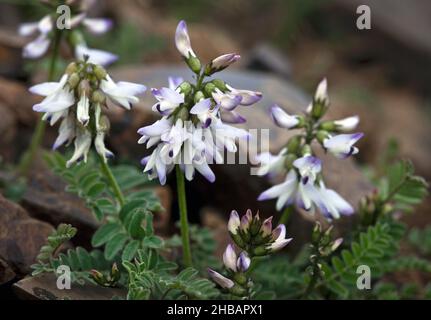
xmin=110 ymin=263 xmax=120 ymax=282
xmin=240 ymin=209 xmax=252 ymax=232
xmin=205 ymin=53 xmax=240 ymax=75
xmin=228 ymin=210 xmax=241 ymax=235
xmin=92 ymin=89 xmax=106 ymax=104
xmin=223 ymin=244 xmax=237 ymax=272
xmin=316 ymin=130 xmax=330 ymax=144
xmin=194 ymin=91 xmax=205 ymax=103
xmin=261 ymin=216 xmax=273 ymax=237
xmin=179 ymin=81 xmax=192 ymax=96
xmin=331 ymin=238 xmax=343 ymax=252
xmin=90 ymin=269 xmax=106 ymax=286
xmin=319 ymin=121 xmax=336 ymax=131
xmin=312 ymin=222 xmax=322 ymax=242
xmin=65 ymin=62 xmax=78 ymax=75
xmin=94 ymin=64 xmax=107 ymax=80
xmin=68 ymin=73 xmax=80 ymax=89
xmin=314 ymin=78 xmax=329 ymax=106
xmin=204 ymin=83 xmax=217 ymax=96
xmin=186 ymin=56 xmax=202 ymax=74
xmin=236 ymin=252 xmax=251 ymax=273
xmin=207 ymin=269 xmax=234 ymax=289
xmin=212 ymin=79 xmax=227 ymax=91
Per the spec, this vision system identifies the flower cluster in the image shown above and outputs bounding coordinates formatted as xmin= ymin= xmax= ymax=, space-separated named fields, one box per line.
xmin=19 ymin=0 xmax=117 ymax=65
xmin=138 ymin=21 xmax=262 ymax=185
xmin=208 ymin=209 xmax=292 ymax=295
xmin=30 ymin=57 xmax=146 ymax=167
xmin=257 ymin=79 xmax=364 ymax=220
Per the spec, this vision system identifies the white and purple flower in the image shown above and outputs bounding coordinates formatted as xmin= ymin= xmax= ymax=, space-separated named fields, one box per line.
xmin=207 ymin=269 xmax=234 ymax=289
xmin=31 ymin=60 xmax=145 ymax=165
xmin=175 ymin=20 xmax=196 ymax=58
xmin=334 ymin=115 xmax=360 ymax=132
xmin=323 ymin=133 xmax=364 ymax=158
xmin=222 ymin=244 xmax=251 ymax=273
xmin=270 ymin=104 xmax=300 ymax=129
xmin=267 ymin=224 xmax=292 ymax=252
xmin=19 ymin=5 xmax=114 ymax=61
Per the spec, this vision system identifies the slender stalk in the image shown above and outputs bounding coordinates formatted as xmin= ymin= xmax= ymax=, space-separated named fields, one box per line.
xmin=278 ymin=205 xmax=293 ymax=225
xmin=176 ymin=165 xmax=193 ymax=267
xmin=196 ymin=71 xmax=205 ymax=90
xmin=18 ymin=30 xmax=62 ymax=175
xmin=98 ymin=155 xmax=125 ymax=207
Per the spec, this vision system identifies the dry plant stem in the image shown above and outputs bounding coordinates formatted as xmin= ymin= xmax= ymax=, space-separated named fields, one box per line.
xmin=176 ymin=165 xmax=193 ymax=267
xmin=18 ymin=31 xmax=62 ymax=175
xmin=98 ymin=155 xmax=125 ymax=207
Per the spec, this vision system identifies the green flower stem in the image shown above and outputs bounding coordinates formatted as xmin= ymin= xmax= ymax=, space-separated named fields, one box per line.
xmin=278 ymin=205 xmax=294 ymax=225
xmin=18 ymin=30 xmax=62 ymax=175
xmin=176 ymin=165 xmax=193 ymax=267
xmin=98 ymin=155 xmax=125 ymax=207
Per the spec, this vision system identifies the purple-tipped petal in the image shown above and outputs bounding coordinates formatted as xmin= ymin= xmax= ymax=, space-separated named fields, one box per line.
xmin=190 ymin=98 xmax=212 ymax=114
xmin=236 ymin=252 xmax=251 ymax=272
xmin=175 ymin=20 xmax=195 ymax=58
xmin=228 ymin=210 xmax=241 ymax=235
xmin=261 ymin=216 xmax=273 ymax=236
xmin=207 ymin=268 xmax=234 ymax=289
xmin=270 ymin=104 xmax=299 ymax=129
xmin=220 ymin=111 xmax=246 ymax=124
xmin=222 ymin=244 xmax=237 ymax=272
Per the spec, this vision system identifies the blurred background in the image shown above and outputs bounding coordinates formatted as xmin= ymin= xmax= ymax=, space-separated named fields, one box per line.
xmin=0 ymin=0 xmax=430 ymax=298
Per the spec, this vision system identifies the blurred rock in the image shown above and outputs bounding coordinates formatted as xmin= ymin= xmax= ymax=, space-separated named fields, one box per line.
xmin=22 ymin=168 xmax=172 ymax=246
xmin=21 ymin=170 xmax=99 ymax=247
xmin=13 ymin=273 xmax=126 ymax=300
xmin=0 ymin=256 xmax=16 ymax=286
xmin=0 ymin=103 xmax=16 ymax=160
xmin=0 ymin=77 xmax=42 ymax=162
xmin=327 ymin=82 xmax=431 ymax=181
xmin=200 ymin=207 xmax=229 ymax=258
xmin=0 ymin=76 xmax=36 ymax=125
xmin=242 ymin=43 xmax=292 ymax=79
xmin=0 ymin=194 xmax=54 ymax=275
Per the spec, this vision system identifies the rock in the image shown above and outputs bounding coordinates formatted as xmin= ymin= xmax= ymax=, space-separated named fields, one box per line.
xmin=13 ymin=273 xmax=126 ymax=300
xmin=242 ymin=43 xmax=292 ymax=79
xmin=0 ymin=103 xmax=16 ymax=161
xmin=0 ymin=256 xmax=16 ymax=285
xmin=22 ymin=168 xmax=172 ymax=245
xmin=21 ymin=169 xmax=99 ymax=247
xmin=0 ymin=77 xmax=37 ymax=125
xmin=0 ymin=194 xmax=54 ymax=275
